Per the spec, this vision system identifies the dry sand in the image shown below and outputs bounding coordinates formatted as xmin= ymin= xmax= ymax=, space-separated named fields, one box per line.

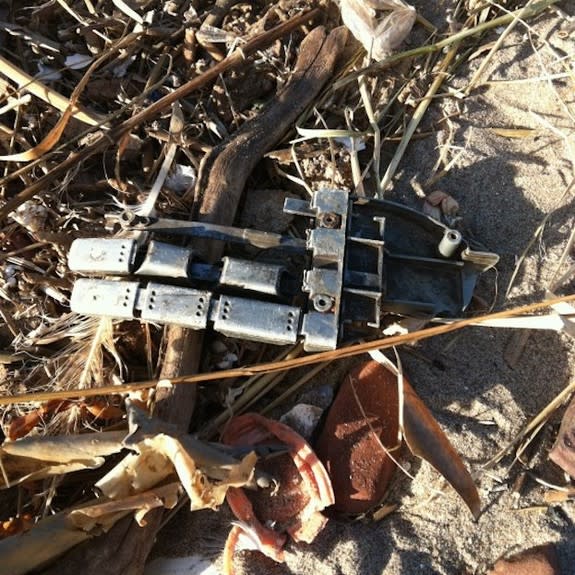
xmin=147 ymin=2 xmax=575 ymax=574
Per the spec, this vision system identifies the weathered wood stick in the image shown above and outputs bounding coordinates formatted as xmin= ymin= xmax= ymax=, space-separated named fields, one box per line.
xmin=194 ymin=26 xmax=348 ymax=263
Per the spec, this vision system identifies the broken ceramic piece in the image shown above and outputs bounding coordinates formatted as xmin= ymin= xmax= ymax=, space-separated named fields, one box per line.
xmin=315 ymin=360 xmax=400 ymax=514
xmin=316 ymin=359 xmax=481 ymax=517
xmin=549 ymin=394 xmax=575 ymax=478
xmin=221 ymin=413 xmax=334 ymax=573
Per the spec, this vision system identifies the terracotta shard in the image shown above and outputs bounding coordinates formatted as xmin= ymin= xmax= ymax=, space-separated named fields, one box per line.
xmin=315 ymin=360 xmax=400 ymax=514
xmin=221 ymin=413 xmax=334 ymax=574
xmin=549 ymin=395 xmax=575 ymax=478
xmin=487 ymin=543 xmax=560 ymax=575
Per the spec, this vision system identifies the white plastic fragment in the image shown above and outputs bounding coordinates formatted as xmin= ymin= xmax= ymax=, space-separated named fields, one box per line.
xmin=196 ymin=25 xmax=237 ymax=45
xmin=338 ymin=0 xmax=417 ymax=61
xmin=11 ymin=201 xmax=48 ymax=234
xmin=165 ymin=163 xmax=197 ymax=193
xmin=280 ymin=403 xmax=324 ymax=441
xmin=65 ymin=53 xmax=93 ymax=70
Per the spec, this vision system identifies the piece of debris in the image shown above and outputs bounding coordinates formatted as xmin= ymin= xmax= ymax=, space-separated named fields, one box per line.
xmin=487 ymin=543 xmax=561 ymax=575
xmin=316 ymin=359 xmax=480 ymax=517
xmin=69 ymin=189 xmax=498 ymax=352
xmin=549 ymin=394 xmax=575 ymax=478
xmin=221 ymin=413 xmax=334 ymax=573
xmin=315 ymin=360 xmax=400 ymax=514
xmin=422 ymin=190 xmax=460 ymax=221
xmin=338 ymin=0 xmax=417 ymax=61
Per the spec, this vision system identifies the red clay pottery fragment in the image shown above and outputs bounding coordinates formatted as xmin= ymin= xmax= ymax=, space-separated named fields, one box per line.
xmin=315 ymin=360 xmax=400 ymax=514
xmin=221 ymin=413 xmax=334 ymax=574
xmin=487 ymin=543 xmax=560 ymax=575
xmin=549 ymin=394 xmax=575 ymax=478
xmin=316 ymin=360 xmax=480 ymax=518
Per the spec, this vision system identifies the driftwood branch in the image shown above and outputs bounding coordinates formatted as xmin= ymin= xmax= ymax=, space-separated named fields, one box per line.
xmin=195 ymin=26 xmax=348 ymax=263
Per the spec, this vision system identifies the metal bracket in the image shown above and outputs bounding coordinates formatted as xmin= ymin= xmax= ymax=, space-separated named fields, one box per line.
xmin=68 ymin=189 xmax=499 ymax=351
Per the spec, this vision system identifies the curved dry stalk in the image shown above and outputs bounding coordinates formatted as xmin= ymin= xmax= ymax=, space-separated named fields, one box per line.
xmin=1 ymin=293 xmax=575 ymax=406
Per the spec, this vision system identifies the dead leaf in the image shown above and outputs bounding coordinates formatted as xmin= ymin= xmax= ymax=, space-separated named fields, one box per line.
xmin=549 ymin=394 xmax=575 ymax=478
xmin=7 ymin=400 xmax=71 ymax=440
xmin=402 ymin=379 xmax=481 ymax=519
xmin=0 ymin=431 xmax=125 ymax=488
xmin=82 ymin=400 xmax=124 ymax=421
xmin=69 ymin=483 xmax=180 ymax=529
xmin=0 ymin=34 xmax=138 ymax=162
xmin=6 ymin=399 xmax=123 ymax=441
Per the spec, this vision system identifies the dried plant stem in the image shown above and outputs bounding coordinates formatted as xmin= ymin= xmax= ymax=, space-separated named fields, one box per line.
xmin=0 ymin=56 xmax=103 ymax=127
xmin=380 ymin=42 xmax=460 ymax=193
xmin=2 ymin=293 xmax=575 ymax=406
xmin=358 ymin=75 xmax=382 ymax=196
xmin=345 ymin=108 xmax=365 ymax=195
xmin=335 ymin=0 xmax=560 ymax=90
xmin=485 ymin=379 xmax=575 ymax=468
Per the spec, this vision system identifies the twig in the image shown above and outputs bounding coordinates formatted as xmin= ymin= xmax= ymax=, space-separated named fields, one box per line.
xmin=2 ymin=293 xmax=575 ymax=405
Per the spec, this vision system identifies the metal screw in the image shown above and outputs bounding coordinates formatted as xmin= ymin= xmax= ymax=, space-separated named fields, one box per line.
xmin=317 ymin=212 xmax=341 ymax=229
xmin=312 ymin=293 xmax=334 ymax=312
